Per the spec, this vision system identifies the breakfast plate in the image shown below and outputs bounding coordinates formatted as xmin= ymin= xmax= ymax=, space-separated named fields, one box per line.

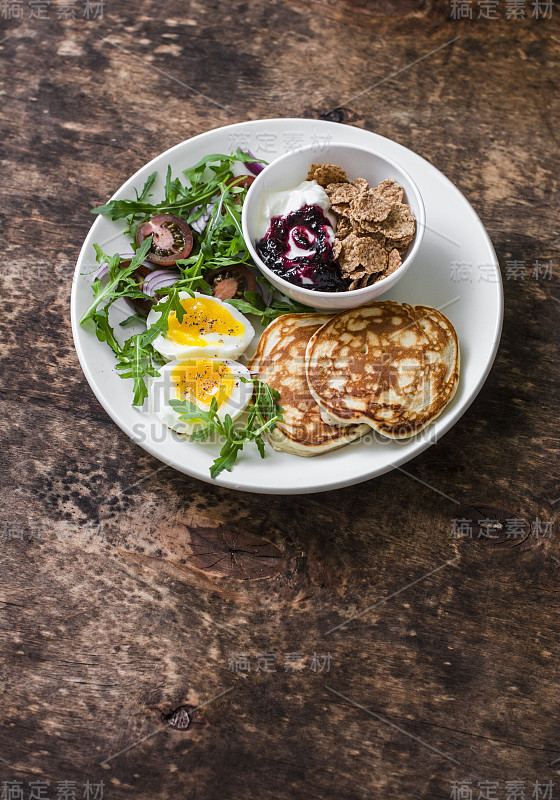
xmin=71 ymin=118 xmax=503 ymax=494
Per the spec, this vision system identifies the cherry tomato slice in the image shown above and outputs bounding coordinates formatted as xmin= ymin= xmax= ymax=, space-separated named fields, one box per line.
xmin=207 ymin=264 xmax=258 ymax=301
xmin=135 ymin=213 xmax=193 ymax=266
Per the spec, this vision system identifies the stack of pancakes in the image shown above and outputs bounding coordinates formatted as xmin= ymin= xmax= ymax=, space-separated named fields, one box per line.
xmin=249 ymin=302 xmax=459 ymax=457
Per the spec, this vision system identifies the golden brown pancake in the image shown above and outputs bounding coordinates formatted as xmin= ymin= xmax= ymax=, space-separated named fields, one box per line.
xmin=305 ymin=302 xmax=459 ymax=438
xmin=249 ymin=314 xmax=369 ymax=456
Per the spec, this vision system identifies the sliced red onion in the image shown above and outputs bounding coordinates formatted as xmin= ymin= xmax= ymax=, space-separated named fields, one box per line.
xmin=243 ymin=150 xmax=265 ymax=176
xmin=93 ymin=262 xmax=110 ymax=280
xmin=142 ymin=269 xmax=181 ymax=298
xmin=190 ymin=203 xmax=213 ymax=234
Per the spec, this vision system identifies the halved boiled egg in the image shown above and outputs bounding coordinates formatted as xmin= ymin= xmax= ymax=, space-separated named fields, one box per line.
xmin=148 ymin=357 xmax=253 ymax=434
xmin=147 ymin=291 xmax=255 ymax=361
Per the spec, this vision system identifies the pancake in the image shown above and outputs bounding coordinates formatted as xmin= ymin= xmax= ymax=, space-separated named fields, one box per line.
xmin=305 ymin=301 xmax=459 ymax=439
xmin=249 ymin=313 xmax=369 ymax=456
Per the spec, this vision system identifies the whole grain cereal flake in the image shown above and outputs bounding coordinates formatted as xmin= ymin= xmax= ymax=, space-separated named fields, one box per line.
xmin=386 ymin=248 xmax=402 ymax=275
xmin=393 ymin=234 xmax=414 ymax=253
xmin=352 ymin=177 xmax=369 ymax=192
xmin=324 ymin=182 xmax=358 ymax=203
xmin=339 ymin=231 xmax=360 ymax=256
xmin=349 ymin=218 xmax=371 ymax=236
xmin=374 ymin=179 xmax=404 ymax=206
xmin=337 ymin=234 xmax=360 ymax=272
xmin=357 ymin=217 xmax=384 ymax=234
xmin=331 ymin=202 xmax=352 ymax=216
xmin=352 ymin=236 xmax=388 ymax=273
xmin=381 ymin=204 xmax=416 ymax=240
xmin=336 ymin=217 xmax=353 ymax=239
xmin=307 ymin=163 xmax=349 ymax=187
xmin=347 ymin=270 xmax=368 ymax=290
xmin=349 ymin=189 xmax=392 ymax=223
xmin=337 ymin=232 xmax=388 ymax=277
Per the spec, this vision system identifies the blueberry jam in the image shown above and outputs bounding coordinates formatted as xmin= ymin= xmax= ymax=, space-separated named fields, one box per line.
xmin=256 ymin=204 xmax=349 ymax=292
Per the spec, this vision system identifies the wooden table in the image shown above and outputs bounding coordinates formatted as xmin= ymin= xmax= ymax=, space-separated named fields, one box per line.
xmin=1 ymin=1 xmax=558 ymax=798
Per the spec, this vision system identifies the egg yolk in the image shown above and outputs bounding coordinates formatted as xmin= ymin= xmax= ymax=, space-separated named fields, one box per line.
xmin=172 ymin=359 xmax=235 ymax=409
xmin=167 ymin=297 xmax=243 ymax=347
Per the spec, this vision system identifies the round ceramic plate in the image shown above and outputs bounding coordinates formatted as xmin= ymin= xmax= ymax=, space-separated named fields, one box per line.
xmin=71 ymin=118 xmax=503 ymax=495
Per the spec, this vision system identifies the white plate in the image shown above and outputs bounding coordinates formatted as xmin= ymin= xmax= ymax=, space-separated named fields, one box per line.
xmin=71 ymin=118 xmax=503 ymax=495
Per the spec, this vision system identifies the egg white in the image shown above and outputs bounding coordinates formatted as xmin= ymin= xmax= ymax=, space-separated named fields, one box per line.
xmin=147 ymin=291 xmax=255 ymax=361
xmin=148 ymin=358 xmax=253 ymax=435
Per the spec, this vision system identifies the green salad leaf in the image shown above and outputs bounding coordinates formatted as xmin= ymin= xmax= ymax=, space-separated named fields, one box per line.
xmin=91 ymin=150 xmax=266 ymax=238
xmin=170 ymin=378 xmax=283 ymax=478
xmin=115 ymin=334 xmax=162 ymax=407
xmin=226 ymin=289 xmax=314 ymax=326
xmin=79 ymin=236 xmax=154 ymax=325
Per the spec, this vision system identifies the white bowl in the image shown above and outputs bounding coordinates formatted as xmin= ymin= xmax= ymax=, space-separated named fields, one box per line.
xmin=242 ymin=142 xmax=426 ymax=310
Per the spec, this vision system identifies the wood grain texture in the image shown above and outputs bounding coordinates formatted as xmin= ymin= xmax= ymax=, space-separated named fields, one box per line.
xmin=0 ymin=1 xmax=559 ymax=798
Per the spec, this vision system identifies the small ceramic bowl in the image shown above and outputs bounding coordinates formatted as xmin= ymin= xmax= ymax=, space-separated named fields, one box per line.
xmin=241 ymin=142 xmax=425 ymax=310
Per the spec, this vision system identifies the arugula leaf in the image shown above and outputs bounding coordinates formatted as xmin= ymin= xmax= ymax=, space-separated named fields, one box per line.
xmin=93 ymin=243 xmax=119 ymax=268
xmin=235 ymin=148 xmax=267 ymax=171
xmin=210 ymin=441 xmax=244 ymax=479
xmin=170 ymin=397 xmax=215 ymax=424
xmin=79 ymin=236 xmax=153 ymax=325
xmin=136 ymin=171 xmax=158 ymax=202
xmin=91 ymin=307 xmax=121 ymax=355
xmin=92 ymin=152 xmax=263 ymax=225
xmin=174 ymin=253 xmax=212 ymax=295
xmin=91 ymin=199 xmax=157 ymax=220
xmin=119 ymin=312 xmax=144 ymax=328
xmin=115 ymin=334 xmax=162 ymax=406
xmin=141 ymin=287 xmax=186 ymax=346
xmin=90 ymin=171 xmax=158 ymax=215
xmin=169 ymin=378 xmax=283 ymax=478
xmin=226 ymin=290 xmax=315 ymax=327
xmin=80 ymin=236 xmax=167 ymax=405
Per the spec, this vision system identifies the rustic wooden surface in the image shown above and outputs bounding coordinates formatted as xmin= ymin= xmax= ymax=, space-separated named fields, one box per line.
xmin=1 ymin=1 xmax=559 ymax=798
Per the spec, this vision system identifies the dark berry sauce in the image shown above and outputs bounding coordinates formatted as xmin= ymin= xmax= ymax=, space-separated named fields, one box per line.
xmin=256 ymin=204 xmax=349 ymax=292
